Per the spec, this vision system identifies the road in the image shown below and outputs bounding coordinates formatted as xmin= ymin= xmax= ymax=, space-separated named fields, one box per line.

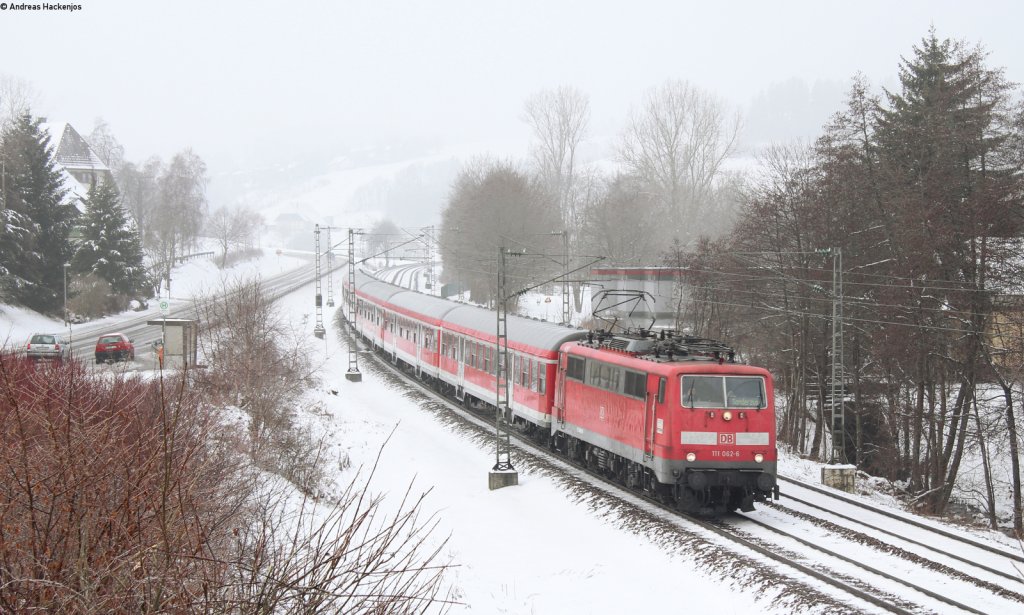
xmin=65 ymin=259 xmax=324 ymax=369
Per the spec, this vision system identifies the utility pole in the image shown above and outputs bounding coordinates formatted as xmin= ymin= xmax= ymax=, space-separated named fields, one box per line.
xmin=345 ymin=227 xmax=362 ymax=382
xmin=313 ymin=224 xmax=325 ymax=339
xmin=829 ymin=248 xmax=845 ymax=464
xmin=490 ymin=246 xmax=519 ymax=490
xmin=325 ymin=226 xmax=335 ymax=307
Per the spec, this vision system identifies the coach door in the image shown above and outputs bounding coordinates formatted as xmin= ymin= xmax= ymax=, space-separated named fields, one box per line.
xmin=414 ymin=324 xmax=422 ymax=377
xmin=643 ymin=375 xmax=666 ymax=461
xmin=456 ymin=336 xmax=466 ymax=401
xmin=555 ymin=353 xmax=567 ymax=426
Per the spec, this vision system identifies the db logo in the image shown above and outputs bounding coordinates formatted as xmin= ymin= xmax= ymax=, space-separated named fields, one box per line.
xmin=719 ymin=433 xmax=735 ymax=445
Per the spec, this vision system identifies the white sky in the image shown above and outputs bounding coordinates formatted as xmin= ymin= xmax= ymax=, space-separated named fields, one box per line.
xmin=2 ymin=0 xmax=1020 ymax=175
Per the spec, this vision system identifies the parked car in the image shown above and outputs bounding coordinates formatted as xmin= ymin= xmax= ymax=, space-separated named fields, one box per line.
xmin=26 ymin=333 xmax=70 ymax=362
xmin=94 ymin=333 xmax=135 ymax=363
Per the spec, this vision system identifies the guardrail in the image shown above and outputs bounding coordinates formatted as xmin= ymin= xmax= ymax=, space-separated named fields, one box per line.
xmin=174 ymin=251 xmax=214 ymax=264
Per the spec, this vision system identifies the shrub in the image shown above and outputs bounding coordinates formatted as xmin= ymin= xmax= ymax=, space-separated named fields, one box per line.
xmin=68 ymin=273 xmax=128 ymax=318
xmin=193 ymin=278 xmax=324 ymax=493
xmin=0 ymin=354 xmax=246 ymax=612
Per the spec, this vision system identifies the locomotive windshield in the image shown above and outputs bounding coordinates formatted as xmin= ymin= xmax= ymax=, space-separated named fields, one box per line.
xmin=682 ymin=375 xmax=766 ymax=409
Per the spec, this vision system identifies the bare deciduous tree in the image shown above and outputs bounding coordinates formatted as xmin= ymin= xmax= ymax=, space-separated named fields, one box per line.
xmin=153 ymin=149 xmax=208 ymax=291
xmin=439 ymin=159 xmax=560 ymax=304
xmin=207 ymin=206 xmax=263 ymax=267
xmin=0 ymin=74 xmax=38 ymax=133
xmin=619 ymin=79 xmax=741 ymax=246
xmin=523 ymin=86 xmax=589 ymax=225
xmin=366 ymin=218 xmax=401 ymax=266
xmin=580 ymin=173 xmax=660 ymax=264
xmin=523 ymin=86 xmax=591 ymax=313
xmin=86 ymin=117 xmax=125 ymax=171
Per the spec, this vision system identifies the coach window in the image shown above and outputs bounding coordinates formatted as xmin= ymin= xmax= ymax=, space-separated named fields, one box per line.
xmin=624 ymin=370 xmax=646 ymax=399
xmin=609 ymin=367 xmax=621 ymax=393
xmin=531 ymin=359 xmax=539 ymax=391
xmin=567 ymin=356 xmax=585 ymax=381
xmin=538 ymin=363 xmax=546 ymax=394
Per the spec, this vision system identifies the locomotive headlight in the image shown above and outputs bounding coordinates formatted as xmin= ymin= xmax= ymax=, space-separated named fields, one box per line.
xmin=754 ymin=453 xmax=764 ymax=463
xmin=686 ymin=452 xmax=696 ymax=462
xmin=722 ymin=411 xmax=733 ymax=421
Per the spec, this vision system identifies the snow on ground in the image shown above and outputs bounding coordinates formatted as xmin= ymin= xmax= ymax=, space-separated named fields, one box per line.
xmin=273 ymin=286 xmax=776 ymax=614
xmin=0 ymin=247 xmax=309 ymax=351
xmin=166 ymin=247 xmax=309 ymax=301
xmin=6 ymin=250 xmax=1024 ymax=610
xmin=0 ymin=303 xmax=66 ymax=349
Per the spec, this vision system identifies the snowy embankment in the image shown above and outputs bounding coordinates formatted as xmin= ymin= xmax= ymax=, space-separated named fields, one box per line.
xmin=274 ymin=284 xmax=776 ymax=614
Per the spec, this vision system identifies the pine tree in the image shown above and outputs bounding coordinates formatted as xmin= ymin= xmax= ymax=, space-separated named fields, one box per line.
xmin=0 ymin=113 xmax=76 ymax=312
xmin=73 ymin=181 xmax=149 ymax=298
xmin=871 ymin=30 xmax=1023 ymax=515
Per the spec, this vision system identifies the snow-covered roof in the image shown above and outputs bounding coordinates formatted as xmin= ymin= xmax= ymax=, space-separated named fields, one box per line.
xmin=36 ymin=122 xmax=113 ymax=211
xmin=40 ymin=122 xmax=109 ymax=172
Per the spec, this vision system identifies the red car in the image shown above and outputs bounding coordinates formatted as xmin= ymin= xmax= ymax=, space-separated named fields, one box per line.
xmin=95 ymin=332 xmax=135 ymax=363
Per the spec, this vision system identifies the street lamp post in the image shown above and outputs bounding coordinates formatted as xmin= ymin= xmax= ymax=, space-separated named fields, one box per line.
xmin=63 ymin=263 xmax=72 ymax=352
xmin=63 ymin=263 xmax=70 ymax=327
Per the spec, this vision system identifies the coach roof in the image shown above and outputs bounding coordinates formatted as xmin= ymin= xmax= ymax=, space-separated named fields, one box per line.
xmin=388 ymin=290 xmax=461 ymax=322
xmin=444 ymin=303 xmax=587 ymax=354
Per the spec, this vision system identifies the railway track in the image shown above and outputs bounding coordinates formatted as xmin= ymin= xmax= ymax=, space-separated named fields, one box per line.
xmin=338 ymin=316 xmax=1018 ymax=614
xmin=778 ymin=475 xmax=1024 ymax=574
xmin=373 ymin=263 xmax=427 ymax=290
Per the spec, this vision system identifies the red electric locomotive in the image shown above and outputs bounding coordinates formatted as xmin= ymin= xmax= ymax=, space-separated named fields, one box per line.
xmin=552 ymin=330 xmax=778 ymax=514
xmin=347 ymin=271 xmax=778 ymax=515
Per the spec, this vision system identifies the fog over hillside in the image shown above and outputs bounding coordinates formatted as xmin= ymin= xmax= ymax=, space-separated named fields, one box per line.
xmin=3 ymin=0 xmax=1018 ymax=210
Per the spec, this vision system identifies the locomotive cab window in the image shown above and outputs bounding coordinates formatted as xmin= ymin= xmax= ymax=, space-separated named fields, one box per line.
xmin=725 ymin=376 xmax=766 ymax=408
xmin=682 ymin=375 xmax=766 ymax=409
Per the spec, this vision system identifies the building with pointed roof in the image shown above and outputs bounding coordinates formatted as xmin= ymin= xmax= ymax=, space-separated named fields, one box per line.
xmin=40 ymin=122 xmax=114 ymax=209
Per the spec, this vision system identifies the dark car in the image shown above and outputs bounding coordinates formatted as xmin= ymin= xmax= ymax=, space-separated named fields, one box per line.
xmin=26 ymin=333 xmax=70 ymax=362
xmin=95 ymin=332 xmax=135 ymax=363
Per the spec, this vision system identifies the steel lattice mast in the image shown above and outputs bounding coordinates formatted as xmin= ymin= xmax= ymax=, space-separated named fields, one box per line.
xmin=325 ymin=226 xmax=335 ymax=307
xmin=426 ymin=225 xmax=436 ymax=294
xmin=490 ymin=246 xmax=518 ymax=489
xmin=561 ymin=230 xmax=570 ymax=325
xmin=345 ymin=227 xmax=362 ymax=382
xmin=829 ymin=248 xmax=845 ymax=464
xmin=313 ymin=224 xmax=325 ymax=339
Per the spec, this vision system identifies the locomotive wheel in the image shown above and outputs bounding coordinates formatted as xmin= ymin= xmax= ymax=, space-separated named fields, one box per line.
xmin=676 ymin=487 xmax=701 ymax=513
